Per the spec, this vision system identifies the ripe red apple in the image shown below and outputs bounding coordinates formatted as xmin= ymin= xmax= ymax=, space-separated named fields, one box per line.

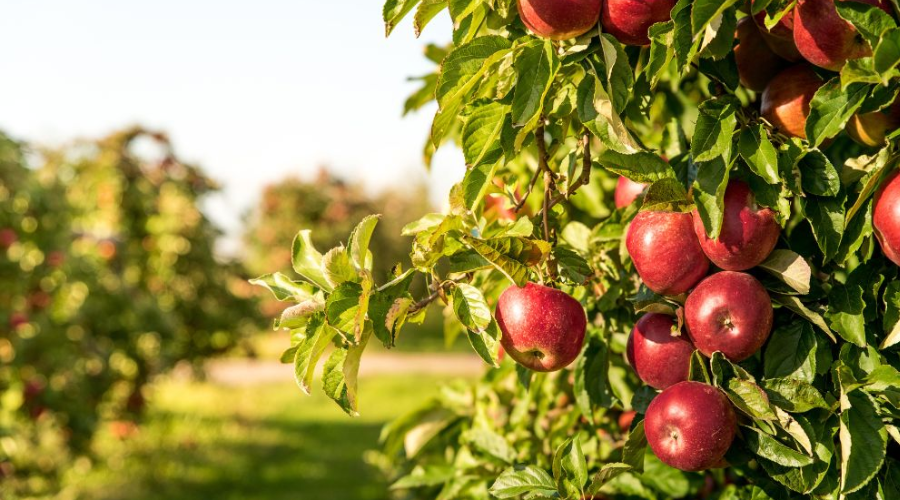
xmin=600 ymin=0 xmax=677 ymax=46
xmin=847 ymin=100 xmax=900 ymax=147
xmin=626 ymin=210 xmax=710 ymax=296
xmin=794 ymin=0 xmax=891 ymax=71
xmin=518 ymin=0 xmax=602 ymax=40
xmin=645 ymin=381 xmax=737 ymax=471
xmin=752 ymin=1 xmax=803 ymax=61
xmin=618 ymin=410 xmax=636 ymax=432
xmin=874 ymin=170 xmax=900 ymax=266
xmin=614 ymin=176 xmax=647 ymax=208
xmin=685 ymin=272 xmax=773 ymax=362
xmin=735 ymin=18 xmax=790 ymax=92
xmin=760 ymin=64 xmax=824 ymax=139
xmin=692 ymin=180 xmax=781 ymax=271
xmin=46 ymin=250 xmax=66 ymax=268
xmin=496 ymin=282 xmax=587 ymax=372
xmin=0 ymin=228 xmax=17 ymax=248
xmin=627 ymin=313 xmax=694 ymax=389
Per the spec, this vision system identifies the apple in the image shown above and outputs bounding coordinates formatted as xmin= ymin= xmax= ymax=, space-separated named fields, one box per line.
xmin=685 ymin=272 xmax=773 ymax=362
xmin=847 ymin=100 xmax=900 ymax=147
xmin=9 ymin=312 xmax=28 ymax=329
xmin=760 ymin=64 xmax=825 ymax=139
xmin=735 ymin=18 xmax=790 ymax=92
xmin=601 ymin=0 xmax=677 ymax=46
xmin=518 ymin=0 xmax=602 ymax=40
xmin=874 ymin=171 xmax=900 ymax=266
xmin=46 ymin=250 xmax=66 ymax=268
xmin=626 ymin=210 xmax=710 ymax=296
xmin=0 ymin=228 xmax=17 ymax=248
xmin=645 ymin=381 xmax=737 ymax=471
xmin=614 ymin=176 xmax=647 ymax=208
xmin=627 ymin=313 xmax=694 ymax=389
xmin=618 ymin=410 xmax=636 ymax=432
xmin=692 ymin=180 xmax=781 ymax=271
xmin=794 ymin=0 xmax=891 ymax=71
xmin=496 ymin=282 xmax=587 ymax=372
xmin=752 ymin=0 xmax=803 ymax=61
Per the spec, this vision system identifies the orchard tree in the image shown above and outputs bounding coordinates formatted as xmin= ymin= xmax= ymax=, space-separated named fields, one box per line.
xmin=253 ymin=0 xmax=900 ymax=498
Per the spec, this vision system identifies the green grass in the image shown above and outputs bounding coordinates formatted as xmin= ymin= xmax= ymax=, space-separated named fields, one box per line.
xmin=65 ymin=374 xmax=469 ymax=500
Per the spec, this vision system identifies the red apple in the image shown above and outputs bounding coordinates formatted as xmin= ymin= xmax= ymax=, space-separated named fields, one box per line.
xmin=794 ymin=0 xmax=891 ymax=71
xmin=496 ymin=282 xmax=587 ymax=372
xmin=614 ymin=176 xmax=647 ymax=208
xmin=685 ymin=272 xmax=773 ymax=362
xmin=760 ymin=64 xmax=825 ymax=139
xmin=618 ymin=410 xmax=636 ymax=432
xmin=9 ymin=312 xmax=28 ymax=329
xmin=735 ymin=18 xmax=791 ymax=92
xmin=752 ymin=1 xmax=803 ymax=61
xmin=627 ymin=313 xmax=694 ymax=389
xmin=600 ymin=0 xmax=677 ymax=46
xmin=874 ymin=170 xmax=900 ymax=266
xmin=0 ymin=228 xmax=17 ymax=248
xmin=46 ymin=251 xmax=66 ymax=268
xmin=847 ymin=100 xmax=900 ymax=147
xmin=518 ymin=0 xmax=602 ymax=40
xmin=645 ymin=381 xmax=737 ymax=472
xmin=692 ymin=180 xmax=781 ymax=271
xmin=626 ymin=210 xmax=710 ymax=296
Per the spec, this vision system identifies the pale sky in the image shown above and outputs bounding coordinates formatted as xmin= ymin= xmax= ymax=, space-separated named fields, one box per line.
xmin=0 ymin=0 xmax=465 ymax=254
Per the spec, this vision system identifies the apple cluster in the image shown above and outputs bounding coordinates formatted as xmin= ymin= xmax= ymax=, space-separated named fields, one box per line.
xmin=620 ymin=178 xmax=781 ymax=471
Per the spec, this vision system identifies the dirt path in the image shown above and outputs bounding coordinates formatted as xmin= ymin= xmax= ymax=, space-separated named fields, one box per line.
xmin=204 ymin=352 xmax=485 ymax=386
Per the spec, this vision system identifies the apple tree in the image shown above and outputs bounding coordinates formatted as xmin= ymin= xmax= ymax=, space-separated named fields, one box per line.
xmin=253 ymin=0 xmax=900 ymax=498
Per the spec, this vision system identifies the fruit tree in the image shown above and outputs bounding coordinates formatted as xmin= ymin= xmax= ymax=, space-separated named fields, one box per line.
xmin=253 ymin=0 xmax=900 ymax=498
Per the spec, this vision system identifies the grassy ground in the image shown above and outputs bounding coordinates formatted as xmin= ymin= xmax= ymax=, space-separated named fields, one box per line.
xmin=63 ymin=374 xmax=469 ymax=500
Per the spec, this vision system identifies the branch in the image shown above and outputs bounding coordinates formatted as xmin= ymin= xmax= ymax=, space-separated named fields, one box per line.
xmin=408 ymin=277 xmax=466 ymax=315
xmin=540 ymin=132 xmax=593 ymax=215
xmin=514 ymin=124 xmax=555 ymax=213
xmin=514 ymin=168 xmax=540 ymax=213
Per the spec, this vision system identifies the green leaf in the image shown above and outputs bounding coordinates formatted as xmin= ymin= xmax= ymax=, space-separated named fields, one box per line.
xmin=576 ymin=69 xmax=642 ymax=154
xmin=600 ymin=34 xmax=634 ymax=113
xmin=763 ymin=321 xmax=818 ymax=383
xmin=800 ymin=194 xmax=846 ymax=262
xmin=798 ymin=150 xmax=840 ymax=197
xmin=512 ymin=40 xmax=560 ymax=128
xmin=555 ymin=247 xmax=592 ymax=285
xmin=322 ymin=346 xmax=351 ymax=411
xmin=292 ymin=230 xmax=332 ymax=291
xmin=762 ymin=378 xmax=828 ymax=413
xmin=574 ymin=337 xmax=612 ymax=416
xmin=391 ymin=465 xmax=456 ymax=489
xmin=759 ymin=416 xmax=835 ymax=494
xmin=771 ymin=294 xmax=836 ymax=342
xmin=462 ymin=101 xmax=509 ymax=167
xmin=834 ymin=0 xmax=897 ymax=45
xmin=691 ymin=0 xmax=740 ymax=36
xmin=277 ymin=299 xmax=325 ymax=330
xmin=805 ymin=80 xmax=868 ymax=147
xmin=323 ymin=247 xmax=359 ymax=288
xmin=874 ymin=27 xmax=900 ymax=74
xmin=384 ymin=0 xmax=423 ymax=36
xmin=467 ymin=319 xmax=502 ymax=367
xmin=688 ymin=350 xmax=711 ymax=383
xmin=413 ymin=0 xmax=446 ymax=37
xmin=691 ymin=97 xmax=738 ymax=163
xmin=827 ymin=277 xmax=866 ymax=348
xmin=840 ymin=390 xmax=888 ymax=493
xmin=672 ymin=0 xmax=701 ymax=71
xmin=349 ymin=215 xmax=381 ymax=270
xmin=692 ymin=156 xmax=731 ymax=239
xmin=758 ymin=250 xmax=812 ymax=295
xmin=622 ymin=420 xmax=647 ymax=472
xmin=743 ymin=426 xmax=814 ymax=467
xmin=553 ymin=436 xmax=588 ymax=497
xmin=645 ymin=22 xmax=675 ymax=88
xmin=325 ymin=280 xmax=372 ymax=341
xmin=587 ymin=463 xmax=633 ymax=494
xmin=490 ymin=465 xmax=557 ymax=498
xmin=711 ymin=352 xmax=777 ymax=420
xmin=640 ymin=177 xmax=690 ymax=212
xmin=739 ymin=125 xmax=780 ymax=184
xmin=249 ymin=272 xmax=316 ymax=302
xmin=293 ymin=314 xmax=336 ymax=394
xmin=465 ymin=428 xmax=515 ymax=464
xmin=595 ymin=151 xmax=676 ymax=183
xmin=462 ymin=236 xmax=550 ymax=286
xmin=452 ymin=283 xmax=492 ymax=332
xmin=882 ymin=281 xmax=900 ymax=349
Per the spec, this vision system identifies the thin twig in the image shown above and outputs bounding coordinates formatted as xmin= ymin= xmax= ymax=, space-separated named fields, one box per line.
xmin=540 ymin=132 xmax=593 ymax=215
xmin=514 ymin=169 xmax=540 ymax=213
xmin=408 ymin=277 xmax=466 ymax=315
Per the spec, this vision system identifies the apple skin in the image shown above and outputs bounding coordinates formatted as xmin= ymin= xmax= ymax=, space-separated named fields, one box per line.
xmin=874 ymin=171 xmax=900 ymax=266
xmin=618 ymin=410 xmax=636 ymax=432
xmin=847 ymin=100 xmax=900 ymax=147
xmin=600 ymin=0 xmax=677 ymax=46
xmin=752 ymin=1 xmax=803 ymax=61
xmin=645 ymin=381 xmax=737 ymax=471
xmin=628 ymin=313 xmax=694 ymax=389
xmin=496 ymin=282 xmax=587 ymax=372
xmin=518 ymin=0 xmax=602 ymax=40
xmin=626 ymin=210 xmax=710 ymax=296
xmin=794 ymin=0 xmax=891 ymax=71
xmin=760 ymin=64 xmax=824 ymax=139
xmin=614 ymin=176 xmax=647 ymax=208
xmin=692 ymin=180 xmax=781 ymax=271
xmin=735 ymin=18 xmax=791 ymax=92
xmin=685 ymin=272 xmax=774 ymax=362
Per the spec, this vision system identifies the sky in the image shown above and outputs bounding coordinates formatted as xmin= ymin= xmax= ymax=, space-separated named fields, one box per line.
xmin=0 ymin=0 xmax=465 ymax=254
